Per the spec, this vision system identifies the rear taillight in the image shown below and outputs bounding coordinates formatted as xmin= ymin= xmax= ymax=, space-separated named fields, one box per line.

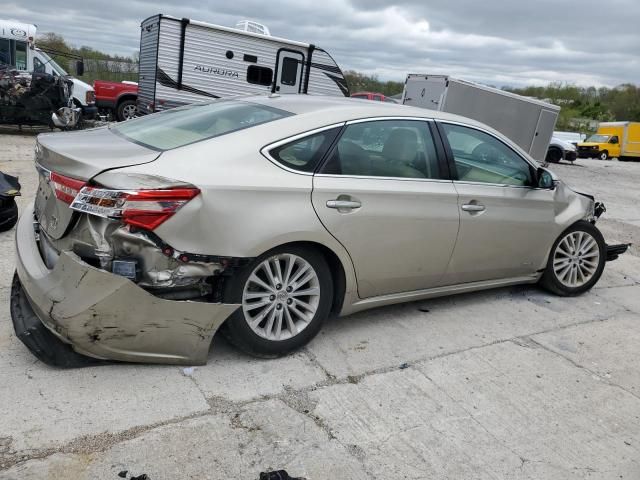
xmin=70 ymin=186 xmax=200 ymax=230
xmin=50 ymin=172 xmax=86 ymax=205
xmin=86 ymin=90 xmax=96 ymax=104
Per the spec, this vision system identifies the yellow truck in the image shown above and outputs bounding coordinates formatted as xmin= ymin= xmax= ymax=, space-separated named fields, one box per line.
xmin=577 ymin=122 xmax=640 ymax=161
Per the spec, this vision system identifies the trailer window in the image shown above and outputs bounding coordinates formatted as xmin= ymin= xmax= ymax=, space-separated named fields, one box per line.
xmin=280 ymin=57 xmax=298 ymax=86
xmin=111 ymin=100 xmax=292 ymax=150
xmin=247 ymin=65 xmax=273 ymax=86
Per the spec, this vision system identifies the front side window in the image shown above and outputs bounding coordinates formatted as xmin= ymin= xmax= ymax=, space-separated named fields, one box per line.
xmin=269 ymin=128 xmax=341 ymax=172
xmin=33 ymin=57 xmax=45 ymax=73
xmin=111 ymin=100 xmax=292 ymax=150
xmin=320 ymin=120 xmax=441 ymax=179
xmin=280 ymin=57 xmax=299 ymax=86
xmin=609 ymin=136 xmax=619 ymax=144
xmin=442 ymin=123 xmax=533 ymax=187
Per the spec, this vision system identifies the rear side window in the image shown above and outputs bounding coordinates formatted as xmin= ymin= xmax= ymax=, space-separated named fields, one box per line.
xmin=111 ymin=100 xmax=292 ymax=150
xmin=247 ymin=65 xmax=273 ymax=86
xmin=269 ymin=127 xmax=341 ymax=173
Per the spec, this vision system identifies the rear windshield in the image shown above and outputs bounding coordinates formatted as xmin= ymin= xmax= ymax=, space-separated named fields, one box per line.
xmin=111 ymin=100 xmax=292 ymax=150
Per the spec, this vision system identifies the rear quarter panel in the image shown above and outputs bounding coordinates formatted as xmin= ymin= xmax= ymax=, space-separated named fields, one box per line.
xmin=106 ymin=122 xmax=358 ymax=300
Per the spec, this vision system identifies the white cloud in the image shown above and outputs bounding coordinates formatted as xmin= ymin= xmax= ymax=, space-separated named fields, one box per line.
xmin=6 ymin=0 xmax=640 ymax=87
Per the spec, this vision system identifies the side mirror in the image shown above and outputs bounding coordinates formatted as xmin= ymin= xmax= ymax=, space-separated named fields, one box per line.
xmin=537 ymin=167 xmax=555 ymax=189
xmin=75 ymin=60 xmax=84 ymax=76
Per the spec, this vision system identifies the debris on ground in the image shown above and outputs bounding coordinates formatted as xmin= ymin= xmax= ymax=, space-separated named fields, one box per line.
xmin=259 ymin=470 xmax=305 ymax=480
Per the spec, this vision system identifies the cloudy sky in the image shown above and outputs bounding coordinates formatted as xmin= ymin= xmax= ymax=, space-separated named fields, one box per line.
xmin=6 ymin=0 xmax=640 ymax=87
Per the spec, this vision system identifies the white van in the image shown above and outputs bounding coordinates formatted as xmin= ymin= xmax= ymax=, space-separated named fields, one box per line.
xmin=0 ymin=19 xmax=97 ymax=119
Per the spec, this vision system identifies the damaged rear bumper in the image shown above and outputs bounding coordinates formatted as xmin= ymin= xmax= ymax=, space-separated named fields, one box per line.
xmin=12 ymin=203 xmax=239 ymax=366
xmin=606 ymin=243 xmax=630 ymax=262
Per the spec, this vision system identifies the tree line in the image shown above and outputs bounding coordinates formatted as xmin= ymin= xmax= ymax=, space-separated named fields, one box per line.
xmin=35 ymin=34 xmax=639 ymax=131
xmin=37 ymin=33 xmax=138 ymax=84
xmin=345 ymin=71 xmax=640 ymax=131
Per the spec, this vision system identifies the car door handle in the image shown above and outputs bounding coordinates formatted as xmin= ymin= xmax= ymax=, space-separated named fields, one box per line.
xmin=461 ymin=203 xmax=486 ymax=212
xmin=326 ymin=199 xmax=362 ymax=209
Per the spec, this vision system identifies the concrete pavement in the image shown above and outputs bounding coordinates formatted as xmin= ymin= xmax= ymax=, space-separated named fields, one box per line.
xmin=1 ymin=134 xmax=639 ymax=479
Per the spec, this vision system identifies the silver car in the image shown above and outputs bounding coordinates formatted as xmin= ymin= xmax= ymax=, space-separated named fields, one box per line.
xmin=11 ymin=95 xmax=626 ymax=366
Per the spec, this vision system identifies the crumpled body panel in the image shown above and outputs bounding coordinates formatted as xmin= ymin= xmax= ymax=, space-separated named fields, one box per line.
xmin=14 ymin=203 xmax=239 ymax=365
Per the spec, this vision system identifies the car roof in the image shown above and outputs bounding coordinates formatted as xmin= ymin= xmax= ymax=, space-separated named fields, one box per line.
xmin=246 ymin=94 xmax=486 ymax=128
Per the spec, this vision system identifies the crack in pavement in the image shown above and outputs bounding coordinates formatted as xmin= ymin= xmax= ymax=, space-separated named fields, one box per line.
xmin=0 ymin=307 xmax=634 ymax=471
xmin=523 ymin=335 xmax=640 ymax=403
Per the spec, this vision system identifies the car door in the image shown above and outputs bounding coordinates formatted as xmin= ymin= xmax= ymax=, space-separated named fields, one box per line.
xmin=274 ymin=50 xmax=304 ymax=94
xmin=312 ymin=119 xmax=460 ymax=299
xmin=437 ymin=121 xmax=557 ymax=285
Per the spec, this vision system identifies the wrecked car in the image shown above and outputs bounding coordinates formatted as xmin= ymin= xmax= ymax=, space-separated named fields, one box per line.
xmin=0 ymin=67 xmax=80 ymax=128
xmin=0 ymin=171 xmax=20 ymax=231
xmin=10 ymin=95 xmax=629 ymax=366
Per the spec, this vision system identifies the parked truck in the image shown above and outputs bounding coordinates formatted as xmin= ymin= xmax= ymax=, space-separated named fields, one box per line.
xmin=0 ymin=19 xmax=97 ymax=121
xmin=136 ymin=14 xmax=349 ymax=115
xmin=402 ymin=74 xmax=560 ymax=162
xmin=577 ymin=122 xmax=640 ymax=161
xmin=94 ymin=80 xmax=138 ymax=121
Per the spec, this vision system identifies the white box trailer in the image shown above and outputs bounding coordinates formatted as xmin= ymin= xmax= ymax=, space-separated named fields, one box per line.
xmin=402 ymin=75 xmax=560 ymax=162
xmin=137 ymin=14 xmax=350 ymax=114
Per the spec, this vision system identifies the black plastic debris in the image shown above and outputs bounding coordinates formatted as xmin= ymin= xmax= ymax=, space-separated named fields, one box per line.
xmin=130 ymin=475 xmax=149 ymax=480
xmin=118 ymin=472 xmax=128 ymax=479
xmin=259 ymin=470 xmax=305 ymax=480
xmin=399 ymin=362 xmax=409 ymax=369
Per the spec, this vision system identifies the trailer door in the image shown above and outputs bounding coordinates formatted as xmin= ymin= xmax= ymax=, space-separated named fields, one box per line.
xmin=275 ymin=50 xmax=304 ymax=94
xmin=403 ymin=76 xmax=447 ymax=110
xmin=530 ymin=109 xmax=558 ymax=161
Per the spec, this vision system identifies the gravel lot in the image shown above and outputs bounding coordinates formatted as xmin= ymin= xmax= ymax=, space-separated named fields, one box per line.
xmin=1 ymin=131 xmax=639 ymax=479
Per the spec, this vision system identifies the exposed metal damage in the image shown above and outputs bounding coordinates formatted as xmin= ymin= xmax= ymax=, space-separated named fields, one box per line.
xmin=14 ymin=203 xmax=241 ymax=366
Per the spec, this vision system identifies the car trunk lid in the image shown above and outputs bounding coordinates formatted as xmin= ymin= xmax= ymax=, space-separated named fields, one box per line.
xmin=35 ymin=127 xmax=161 ymax=239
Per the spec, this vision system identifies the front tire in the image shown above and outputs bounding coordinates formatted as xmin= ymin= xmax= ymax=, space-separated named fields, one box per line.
xmin=546 ymin=147 xmax=563 ymax=163
xmin=223 ymin=246 xmax=333 ymax=358
xmin=598 ymin=151 xmax=609 ymax=160
xmin=540 ymin=221 xmax=606 ymax=296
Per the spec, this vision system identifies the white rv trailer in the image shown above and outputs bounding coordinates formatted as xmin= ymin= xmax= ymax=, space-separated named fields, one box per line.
xmin=402 ymin=75 xmax=560 ymax=162
xmin=137 ymin=14 xmax=349 ymax=115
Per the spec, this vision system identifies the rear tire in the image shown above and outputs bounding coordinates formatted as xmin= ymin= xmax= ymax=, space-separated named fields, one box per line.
xmin=222 ymin=245 xmax=333 ymax=358
xmin=116 ymin=99 xmax=137 ymax=122
xmin=0 ymin=198 xmax=18 ymax=232
xmin=539 ymin=221 xmax=606 ymax=296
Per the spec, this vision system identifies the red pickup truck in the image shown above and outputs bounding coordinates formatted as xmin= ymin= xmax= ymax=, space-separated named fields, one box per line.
xmin=93 ymin=80 xmax=138 ymax=121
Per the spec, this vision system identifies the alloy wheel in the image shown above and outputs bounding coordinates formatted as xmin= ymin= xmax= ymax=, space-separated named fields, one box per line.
xmin=242 ymin=253 xmax=321 ymax=341
xmin=122 ymin=104 xmax=137 ymax=120
xmin=552 ymin=231 xmax=600 ymax=288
